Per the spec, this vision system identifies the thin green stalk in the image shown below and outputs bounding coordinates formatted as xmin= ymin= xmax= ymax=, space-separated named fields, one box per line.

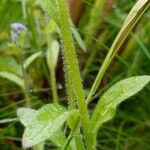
xmin=41 ymin=59 xmax=52 ymax=101
xmin=46 ymin=22 xmax=59 ymax=103
xmin=86 ymin=0 xmax=150 ymax=104
xmin=50 ymin=69 xmax=58 ymax=103
xmin=20 ymin=51 xmax=31 ymax=107
xmin=58 ymin=0 xmax=95 ymax=149
xmin=22 ymin=0 xmax=27 ymax=20
xmin=115 ymin=122 xmax=124 ymax=150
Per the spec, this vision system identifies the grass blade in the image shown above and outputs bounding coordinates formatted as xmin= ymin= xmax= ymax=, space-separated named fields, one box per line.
xmin=87 ymin=0 xmax=150 ymax=103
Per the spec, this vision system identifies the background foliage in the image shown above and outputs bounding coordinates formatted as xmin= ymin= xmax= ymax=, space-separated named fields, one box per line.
xmin=0 ymin=0 xmax=150 ymax=149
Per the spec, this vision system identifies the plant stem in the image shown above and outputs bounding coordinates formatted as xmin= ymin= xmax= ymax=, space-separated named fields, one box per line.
xmin=20 ymin=51 xmax=31 ymax=107
xmin=50 ymin=69 xmax=58 ymax=103
xmin=22 ymin=0 xmax=27 ymax=20
xmin=62 ymin=118 xmax=80 ymax=150
xmin=58 ymin=0 xmax=96 ymax=149
xmin=61 ymin=41 xmax=75 ymax=109
xmin=66 ymin=73 xmax=75 ymax=110
xmin=46 ymin=21 xmax=59 ymax=103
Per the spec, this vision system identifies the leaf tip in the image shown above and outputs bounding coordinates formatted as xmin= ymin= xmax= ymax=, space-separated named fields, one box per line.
xmin=16 ymin=108 xmax=24 ymax=117
xmin=22 ymin=137 xmax=35 ymax=149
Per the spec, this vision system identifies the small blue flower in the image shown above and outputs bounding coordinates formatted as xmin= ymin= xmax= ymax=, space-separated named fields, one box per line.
xmin=10 ymin=23 xmax=27 ymax=44
xmin=10 ymin=23 xmax=27 ymax=32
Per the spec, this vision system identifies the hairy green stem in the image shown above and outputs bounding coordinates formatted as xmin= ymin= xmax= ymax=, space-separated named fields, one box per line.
xmin=58 ymin=0 xmax=96 ymax=149
xmin=62 ymin=46 xmax=75 ymax=109
xmin=66 ymin=73 xmax=75 ymax=110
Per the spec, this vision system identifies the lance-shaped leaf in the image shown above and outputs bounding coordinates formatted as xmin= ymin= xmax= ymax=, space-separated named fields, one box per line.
xmin=91 ymin=76 xmax=150 ymax=133
xmin=22 ymin=104 xmax=69 ymax=148
xmin=71 ymin=27 xmax=86 ymax=52
xmin=24 ymin=51 xmax=43 ymax=69
xmin=17 ymin=107 xmax=69 ymax=149
xmin=0 ymin=118 xmax=18 ymax=124
xmin=47 ymin=40 xmax=60 ymax=71
xmin=0 ymin=71 xmax=24 ymax=89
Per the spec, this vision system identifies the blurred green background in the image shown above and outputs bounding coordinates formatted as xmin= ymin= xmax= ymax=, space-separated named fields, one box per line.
xmin=0 ymin=0 xmax=150 ymax=149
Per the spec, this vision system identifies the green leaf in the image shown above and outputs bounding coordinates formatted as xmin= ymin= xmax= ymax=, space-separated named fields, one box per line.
xmin=0 ymin=118 xmax=18 ymax=124
xmin=17 ymin=108 xmax=45 ymax=149
xmin=24 ymin=51 xmax=43 ymax=69
xmin=0 ymin=71 xmax=24 ymax=89
xmin=0 ymin=56 xmax=22 ymax=76
xmin=17 ymin=107 xmax=46 ymax=150
xmin=33 ymin=142 xmax=45 ymax=150
xmin=71 ymin=27 xmax=86 ymax=52
xmin=91 ymin=76 xmax=150 ymax=132
xmin=22 ymin=104 xmax=69 ymax=148
xmin=50 ymin=129 xmax=67 ymax=148
xmin=47 ymin=40 xmax=59 ymax=71
xmin=112 ymin=0 xmax=150 ymax=53
xmin=74 ymin=134 xmax=86 ymax=150
xmin=67 ymin=110 xmax=79 ymax=130
xmin=17 ymin=107 xmax=69 ymax=149
xmin=17 ymin=107 xmax=37 ymax=126
xmin=122 ymin=0 xmax=149 ymax=31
